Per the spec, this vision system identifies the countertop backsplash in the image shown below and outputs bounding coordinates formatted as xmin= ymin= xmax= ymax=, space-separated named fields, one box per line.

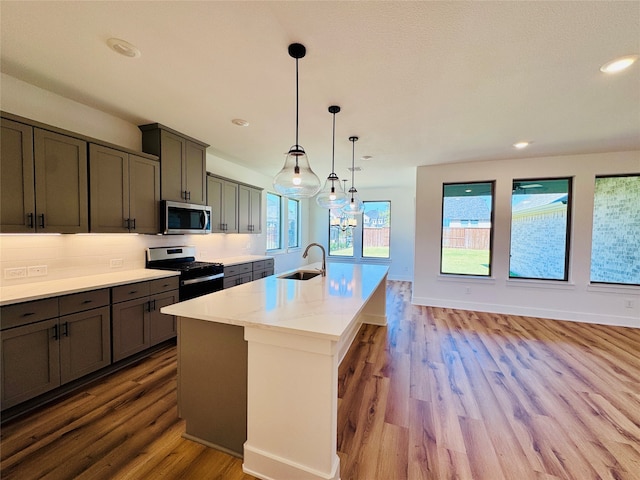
xmin=0 ymin=232 xmax=265 ymax=286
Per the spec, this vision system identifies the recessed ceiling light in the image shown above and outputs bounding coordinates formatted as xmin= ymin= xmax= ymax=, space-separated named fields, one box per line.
xmin=513 ymin=141 xmax=530 ymax=149
xmin=106 ymin=38 xmax=141 ymax=58
xmin=361 ymin=155 xmax=373 ymax=161
xmin=465 ymin=189 xmax=472 ymax=193
xmin=600 ymin=55 xmax=638 ymax=74
xmin=231 ymin=118 xmax=249 ymax=127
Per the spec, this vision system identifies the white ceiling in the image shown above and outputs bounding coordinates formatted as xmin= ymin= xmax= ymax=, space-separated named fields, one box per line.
xmin=1 ymin=1 xmax=639 ymax=189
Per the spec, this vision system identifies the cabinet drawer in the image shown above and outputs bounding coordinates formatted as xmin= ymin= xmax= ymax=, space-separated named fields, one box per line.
xmin=112 ymin=281 xmax=150 ymax=303
xmin=252 ymin=260 xmax=265 ymax=271
xmin=264 ymin=258 xmax=274 ymax=269
xmin=252 ymin=268 xmax=273 ymax=281
xmin=224 ymin=262 xmax=252 ymax=277
xmin=1 ymin=298 xmax=59 ymax=330
xmin=59 ymin=289 xmax=109 ymax=316
xmin=149 ymin=276 xmax=179 ymax=295
xmin=223 ymin=273 xmax=253 ymax=289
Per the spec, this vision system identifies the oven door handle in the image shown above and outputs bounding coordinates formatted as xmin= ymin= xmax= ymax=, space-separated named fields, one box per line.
xmin=181 ymin=273 xmax=224 ymax=286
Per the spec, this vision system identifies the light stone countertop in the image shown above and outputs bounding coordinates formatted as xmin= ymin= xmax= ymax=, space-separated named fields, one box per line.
xmin=0 ymin=269 xmax=180 ymax=306
xmin=161 ymin=262 xmax=389 ymax=341
xmin=209 ymin=255 xmax=274 ymax=266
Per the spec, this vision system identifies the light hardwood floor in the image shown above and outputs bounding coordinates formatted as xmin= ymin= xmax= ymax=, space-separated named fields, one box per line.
xmin=1 ymin=281 xmax=639 ymax=479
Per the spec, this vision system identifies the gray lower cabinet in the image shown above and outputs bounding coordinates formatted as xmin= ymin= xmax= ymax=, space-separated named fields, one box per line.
xmin=0 ymin=290 xmax=110 ymax=410
xmin=111 ymin=277 xmax=179 ymax=362
xmin=223 ymin=259 xmax=274 ymax=289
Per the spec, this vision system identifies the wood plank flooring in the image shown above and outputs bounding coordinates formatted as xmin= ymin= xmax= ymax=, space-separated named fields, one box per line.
xmin=2 ymin=281 xmax=639 ymax=479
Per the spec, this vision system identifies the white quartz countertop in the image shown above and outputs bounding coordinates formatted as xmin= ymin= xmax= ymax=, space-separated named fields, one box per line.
xmin=0 ymin=269 xmax=180 ymax=306
xmin=211 ymin=255 xmax=274 ymax=266
xmin=161 ymin=262 xmax=389 ymax=341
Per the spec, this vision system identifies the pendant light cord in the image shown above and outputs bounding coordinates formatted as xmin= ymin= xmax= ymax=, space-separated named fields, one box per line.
xmin=350 ymin=138 xmax=356 ymax=200
xmin=331 ymin=112 xmax=336 ymax=173
xmin=295 ymin=57 xmax=299 ymax=149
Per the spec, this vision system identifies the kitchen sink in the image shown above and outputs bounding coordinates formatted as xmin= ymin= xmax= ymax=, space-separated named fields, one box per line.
xmin=278 ymin=270 xmax=321 ymax=281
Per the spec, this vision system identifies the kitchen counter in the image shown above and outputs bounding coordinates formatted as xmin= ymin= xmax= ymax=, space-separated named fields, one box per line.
xmin=0 ymin=269 xmax=180 ymax=306
xmin=162 ymin=262 xmax=387 ymax=341
xmin=210 ymin=254 xmax=274 ymax=267
xmin=162 ymin=261 xmax=388 ymax=480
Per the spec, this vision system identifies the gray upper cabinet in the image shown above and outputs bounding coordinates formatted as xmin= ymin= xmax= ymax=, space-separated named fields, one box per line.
xmin=1 ymin=120 xmax=88 ymax=233
xmin=207 ymin=174 xmax=239 ymax=233
xmin=238 ymin=184 xmax=262 ymax=234
xmin=139 ymin=123 xmax=208 ymax=205
xmin=1 ymin=118 xmax=35 ymax=233
xmin=34 ymin=128 xmax=88 ymax=233
xmin=89 ymin=144 xmax=160 ymax=233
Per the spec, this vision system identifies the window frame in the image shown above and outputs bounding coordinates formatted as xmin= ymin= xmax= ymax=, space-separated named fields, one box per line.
xmin=590 ymin=173 xmax=640 ymax=286
xmin=508 ymin=177 xmax=573 ymax=282
xmin=440 ymin=181 xmax=495 ymax=277
xmin=287 ymin=198 xmax=300 ymax=249
xmin=266 ymin=192 xmax=282 ymax=251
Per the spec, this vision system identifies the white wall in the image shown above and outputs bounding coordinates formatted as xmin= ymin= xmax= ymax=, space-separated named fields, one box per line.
xmin=308 ymin=186 xmax=415 ymax=282
xmin=413 ymin=151 xmax=640 ymax=328
xmin=0 ymin=73 xmax=308 ymax=283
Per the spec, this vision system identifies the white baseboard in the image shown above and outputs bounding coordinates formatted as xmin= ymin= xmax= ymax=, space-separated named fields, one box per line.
xmin=411 ymin=296 xmax=639 ymax=329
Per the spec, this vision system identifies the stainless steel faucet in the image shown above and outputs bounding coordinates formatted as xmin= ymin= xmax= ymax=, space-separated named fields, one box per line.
xmin=302 ymin=242 xmax=326 ymax=276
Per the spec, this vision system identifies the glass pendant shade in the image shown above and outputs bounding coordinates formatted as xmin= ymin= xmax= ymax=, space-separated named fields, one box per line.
xmin=273 ymin=146 xmax=321 ymax=198
xmin=273 ymin=43 xmax=321 ymax=199
xmin=316 ymin=105 xmax=347 ymax=209
xmin=343 ymin=190 xmax=365 ymax=215
xmin=316 ymin=174 xmax=347 ymax=208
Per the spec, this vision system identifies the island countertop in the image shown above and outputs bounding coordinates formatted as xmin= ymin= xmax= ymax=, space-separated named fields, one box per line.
xmin=161 ymin=262 xmax=389 ymax=341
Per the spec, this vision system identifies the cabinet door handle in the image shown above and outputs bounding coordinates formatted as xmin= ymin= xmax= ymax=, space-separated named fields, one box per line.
xmin=27 ymin=213 xmax=34 ymax=228
xmin=187 ymin=191 xmax=191 ymax=201
xmin=52 ymin=324 xmax=59 ymax=340
xmin=82 ymin=299 xmax=92 ymax=304
xmin=22 ymin=312 xmax=35 ymax=317
xmin=62 ymin=322 xmax=69 ymax=337
xmin=125 ymin=218 xmax=130 ymax=229
xmin=39 ymin=214 xmax=45 ymax=229
xmin=153 ymin=299 xmax=157 ymax=311
xmin=131 ymin=218 xmax=136 ymax=230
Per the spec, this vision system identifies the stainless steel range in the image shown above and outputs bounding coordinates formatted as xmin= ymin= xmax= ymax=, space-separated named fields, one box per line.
xmin=146 ymin=246 xmax=224 ymax=301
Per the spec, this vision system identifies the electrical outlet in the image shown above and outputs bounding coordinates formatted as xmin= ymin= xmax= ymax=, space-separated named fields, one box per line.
xmin=4 ymin=267 xmax=27 ymax=279
xmin=110 ymin=258 xmax=124 ymax=268
xmin=27 ymin=265 xmax=48 ymax=277
xmin=625 ymin=300 xmax=635 ymax=309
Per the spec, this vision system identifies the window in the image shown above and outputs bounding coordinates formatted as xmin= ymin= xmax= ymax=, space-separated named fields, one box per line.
xmin=288 ymin=199 xmax=299 ymax=248
xmin=509 ymin=178 xmax=572 ymax=280
xmin=266 ymin=193 xmax=281 ymax=250
xmin=329 ymin=210 xmax=354 ymax=257
xmin=590 ymin=175 xmax=640 ymax=285
xmin=362 ymin=201 xmax=390 ymax=258
xmin=441 ymin=182 xmax=494 ymax=276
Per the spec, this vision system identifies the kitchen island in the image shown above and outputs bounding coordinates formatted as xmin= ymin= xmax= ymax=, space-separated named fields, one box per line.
xmin=161 ymin=261 xmax=388 ymax=480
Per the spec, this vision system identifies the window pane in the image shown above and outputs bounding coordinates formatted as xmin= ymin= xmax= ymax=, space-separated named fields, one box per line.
xmin=288 ymin=199 xmax=299 ymax=248
xmin=266 ymin=193 xmax=281 ymax=250
xmin=441 ymin=182 xmax=493 ymax=276
xmin=329 ymin=211 xmax=354 ymax=256
xmin=363 ymin=201 xmax=390 ymax=258
xmin=590 ymin=175 xmax=640 ymax=285
xmin=509 ymin=178 xmax=571 ymax=280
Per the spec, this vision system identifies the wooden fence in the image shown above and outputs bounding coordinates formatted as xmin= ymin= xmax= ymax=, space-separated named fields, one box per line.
xmin=442 ymin=228 xmax=490 ymax=249
xmin=363 ymin=227 xmax=390 ymax=246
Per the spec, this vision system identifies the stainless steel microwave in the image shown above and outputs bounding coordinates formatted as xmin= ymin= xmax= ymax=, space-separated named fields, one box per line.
xmin=162 ymin=201 xmax=211 ymax=235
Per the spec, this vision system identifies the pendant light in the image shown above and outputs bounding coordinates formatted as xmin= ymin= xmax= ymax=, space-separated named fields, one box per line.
xmin=273 ymin=43 xmax=321 ymax=198
xmin=342 ymin=136 xmax=364 ymax=214
xmin=316 ymin=106 xmax=348 ymax=209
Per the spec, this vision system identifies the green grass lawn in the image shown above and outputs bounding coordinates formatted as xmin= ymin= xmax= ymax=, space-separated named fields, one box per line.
xmin=441 ymin=248 xmax=490 ymax=275
xmin=363 ymin=246 xmax=389 ymax=258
